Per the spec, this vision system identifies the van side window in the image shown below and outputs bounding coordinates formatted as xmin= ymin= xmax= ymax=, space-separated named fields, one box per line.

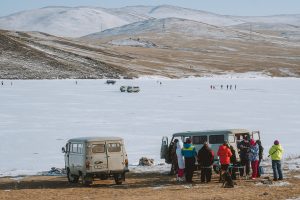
xmin=71 ymin=143 xmax=78 ymax=153
xmin=108 ymin=143 xmax=121 ymax=152
xmin=209 ymin=135 xmax=225 ymax=144
xmin=92 ymin=144 xmax=105 ymax=153
xmin=192 ymin=136 xmax=207 ymax=144
xmin=77 ymin=144 xmax=83 ymax=154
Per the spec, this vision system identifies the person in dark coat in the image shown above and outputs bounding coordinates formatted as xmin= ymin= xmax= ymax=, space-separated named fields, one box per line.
xmin=227 ymin=144 xmax=237 ymax=180
xmin=256 ymin=140 xmax=264 ymax=177
xmin=170 ymin=139 xmax=179 ymax=175
xmin=182 ymin=138 xmax=197 ymax=183
xmin=238 ymin=136 xmax=251 ymax=177
xmin=197 ymin=142 xmax=214 ymax=183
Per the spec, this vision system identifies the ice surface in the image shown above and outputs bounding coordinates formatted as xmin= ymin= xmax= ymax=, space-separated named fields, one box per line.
xmin=0 ymin=78 xmax=300 ymax=177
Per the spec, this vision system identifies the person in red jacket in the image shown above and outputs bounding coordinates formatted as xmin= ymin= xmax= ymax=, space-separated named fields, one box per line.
xmin=217 ymin=141 xmax=233 ymax=177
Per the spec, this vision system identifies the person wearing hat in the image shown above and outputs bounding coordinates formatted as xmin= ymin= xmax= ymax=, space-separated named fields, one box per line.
xmin=249 ymin=139 xmax=259 ymax=179
xmin=197 ymin=142 xmax=214 ymax=183
xmin=182 ymin=138 xmax=197 ymax=183
xmin=170 ymin=139 xmax=179 ymax=175
xmin=238 ymin=136 xmax=251 ymax=177
xmin=269 ymin=140 xmax=284 ymax=181
xmin=256 ymin=140 xmax=264 ymax=177
xmin=217 ymin=141 xmax=233 ymax=180
xmin=175 ymin=141 xmax=185 ymax=181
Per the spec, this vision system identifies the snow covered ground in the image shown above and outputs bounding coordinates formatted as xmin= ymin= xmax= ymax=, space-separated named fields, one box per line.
xmin=0 ymin=78 xmax=300 ymax=177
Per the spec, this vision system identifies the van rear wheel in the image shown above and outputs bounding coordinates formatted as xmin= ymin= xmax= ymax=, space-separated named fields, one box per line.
xmin=81 ymin=175 xmax=93 ymax=186
xmin=67 ymin=170 xmax=79 ymax=183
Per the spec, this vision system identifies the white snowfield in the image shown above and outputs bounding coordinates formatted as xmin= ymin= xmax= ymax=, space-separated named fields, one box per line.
xmin=0 ymin=5 xmax=299 ymax=37
xmin=0 ymin=78 xmax=300 ymax=177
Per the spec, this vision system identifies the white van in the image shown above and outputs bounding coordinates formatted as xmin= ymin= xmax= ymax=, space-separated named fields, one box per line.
xmin=62 ymin=137 xmax=129 ymax=185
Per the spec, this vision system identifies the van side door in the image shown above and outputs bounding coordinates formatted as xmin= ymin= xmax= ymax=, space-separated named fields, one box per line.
xmin=69 ymin=143 xmax=84 ymax=175
xmin=64 ymin=143 xmax=70 ymax=169
xmin=106 ymin=141 xmax=124 ymax=171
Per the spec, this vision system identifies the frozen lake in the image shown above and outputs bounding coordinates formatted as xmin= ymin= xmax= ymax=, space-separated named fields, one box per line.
xmin=0 ymin=78 xmax=300 ymax=176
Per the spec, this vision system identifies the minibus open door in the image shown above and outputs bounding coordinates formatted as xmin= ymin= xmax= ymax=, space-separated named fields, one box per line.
xmin=252 ymin=131 xmax=261 ymax=141
xmin=160 ymin=136 xmax=169 ymax=159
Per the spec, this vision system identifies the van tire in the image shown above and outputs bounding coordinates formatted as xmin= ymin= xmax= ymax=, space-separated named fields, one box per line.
xmin=67 ymin=170 xmax=79 ymax=183
xmin=114 ymin=174 xmax=123 ymax=185
xmin=81 ymin=175 xmax=92 ymax=186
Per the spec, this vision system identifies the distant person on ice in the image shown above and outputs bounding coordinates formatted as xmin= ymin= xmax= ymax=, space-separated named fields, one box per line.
xmin=176 ymin=141 xmax=185 ymax=181
xmin=197 ymin=142 xmax=214 ymax=183
xmin=182 ymin=138 xmax=197 ymax=183
xmin=269 ymin=140 xmax=284 ymax=181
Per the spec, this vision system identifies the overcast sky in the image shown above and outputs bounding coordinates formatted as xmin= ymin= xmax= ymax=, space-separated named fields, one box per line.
xmin=1 ymin=0 xmax=300 ymax=17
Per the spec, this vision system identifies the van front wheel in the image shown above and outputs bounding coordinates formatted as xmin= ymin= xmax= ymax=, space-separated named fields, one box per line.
xmin=114 ymin=174 xmax=123 ymax=185
xmin=67 ymin=170 xmax=79 ymax=183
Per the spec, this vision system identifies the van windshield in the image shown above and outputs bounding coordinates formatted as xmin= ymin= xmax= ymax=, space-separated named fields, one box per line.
xmin=92 ymin=144 xmax=105 ymax=153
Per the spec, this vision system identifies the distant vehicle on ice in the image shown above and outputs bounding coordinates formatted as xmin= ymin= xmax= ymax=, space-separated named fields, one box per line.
xmin=106 ymin=80 xmax=116 ymax=85
xmin=120 ymin=86 xmax=140 ymax=93
xmin=62 ymin=137 xmax=129 ymax=186
xmin=127 ymin=86 xmax=140 ymax=93
xmin=120 ymin=86 xmax=127 ymax=92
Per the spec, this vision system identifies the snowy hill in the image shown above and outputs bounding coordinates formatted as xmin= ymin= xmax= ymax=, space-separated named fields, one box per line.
xmin=109 ymin=5 xmax=243 ymax=26
xmin=0 ymin=5 xmax=299 ymax=37
xmin=0 ymin=6 xmax=129 ymax=37
xmin=83 ymin=18 xmax=246 ymax=40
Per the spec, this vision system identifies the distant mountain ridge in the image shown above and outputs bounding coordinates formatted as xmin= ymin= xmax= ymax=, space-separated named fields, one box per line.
xmin=0 ymin=5 xmax=299 ymax=37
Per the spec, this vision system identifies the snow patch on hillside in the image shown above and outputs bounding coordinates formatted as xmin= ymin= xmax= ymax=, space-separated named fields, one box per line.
xmin=109 ymin=38 xmax=157 ymax=48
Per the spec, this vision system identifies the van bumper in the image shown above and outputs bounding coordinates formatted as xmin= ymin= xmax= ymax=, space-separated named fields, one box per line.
xmin=86 ymin=170 xmax=129 ymax=177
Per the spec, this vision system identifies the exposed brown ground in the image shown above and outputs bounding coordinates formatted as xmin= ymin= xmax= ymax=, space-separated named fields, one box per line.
xmin=1 ymin=171 xmax=300 ymax=200
xmin=1 ymin=27 xmax=300 ymax=79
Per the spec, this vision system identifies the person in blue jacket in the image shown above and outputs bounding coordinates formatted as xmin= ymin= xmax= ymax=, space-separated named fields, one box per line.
xmin=182 ymin=138 xmax=197 ymax=183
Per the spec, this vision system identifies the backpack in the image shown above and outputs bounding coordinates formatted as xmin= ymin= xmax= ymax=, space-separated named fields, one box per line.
xmin=222 ymin=171 xmax=234 ymax=188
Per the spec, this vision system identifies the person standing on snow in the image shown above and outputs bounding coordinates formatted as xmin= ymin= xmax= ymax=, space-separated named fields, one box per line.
xmin=269 ymin=140 xmax=284 ymax=181
xmin=182 ymin=138 xmax=197 ymax=183
xmin=170 ymin=139 xmax=179 ymax=175
xmin=238 ymin=136 xmax=251 ymax=177
xmin=218 ymin=141 xmax=234 ymax=188
xmin=256 ymin=140 xmax=264 ymax=177
xmin=217 ymin=141 xmax=232 ymax=174
xmin=197 ymin=142 xmax=214 ymax=183
xmin=249 ymin=139 xmax=259 ymax=179
xmin=176 ymin=141 xmax=185 ymax=181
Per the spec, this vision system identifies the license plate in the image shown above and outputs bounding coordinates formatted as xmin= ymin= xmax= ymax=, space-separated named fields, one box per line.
xmin=94 ymin=165 xmax=105 ymax=169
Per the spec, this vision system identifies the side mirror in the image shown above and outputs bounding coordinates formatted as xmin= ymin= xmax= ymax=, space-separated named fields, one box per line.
xmin=62 ymin=147 xmax=66 ymax=153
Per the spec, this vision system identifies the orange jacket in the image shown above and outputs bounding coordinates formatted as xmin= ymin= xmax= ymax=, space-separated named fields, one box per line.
xmin=217 ymin=145 xmax=233 ymax=165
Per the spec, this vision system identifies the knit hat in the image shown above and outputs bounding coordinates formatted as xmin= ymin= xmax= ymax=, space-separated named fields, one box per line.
xmin=250 ymin=139 xmax=256 ymax=146
xmin=274 ymin=140 xmax=279 ymax=145
xmin=185 ymin=138 xmax=191 ymax=144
